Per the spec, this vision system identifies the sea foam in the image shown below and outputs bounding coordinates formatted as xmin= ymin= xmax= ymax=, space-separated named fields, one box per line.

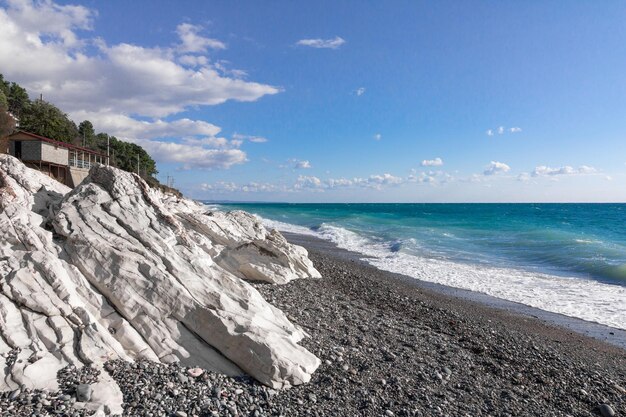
xmin=263 ymin=219 xmax=626 ymax=331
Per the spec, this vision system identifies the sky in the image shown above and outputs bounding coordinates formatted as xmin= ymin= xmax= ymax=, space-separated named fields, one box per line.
xmin=1 ymin=0 xmax=626 ymax=202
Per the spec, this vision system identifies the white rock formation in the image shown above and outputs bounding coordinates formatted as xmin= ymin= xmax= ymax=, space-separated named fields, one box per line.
xmin=0 ymin=155 xmax=321 ymax=414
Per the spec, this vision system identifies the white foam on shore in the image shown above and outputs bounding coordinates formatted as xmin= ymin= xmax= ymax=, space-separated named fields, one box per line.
xmin=260 ymin=218 xmax=320 ymax=237
xmin=264 ymin=219 xmax=626 ymax=331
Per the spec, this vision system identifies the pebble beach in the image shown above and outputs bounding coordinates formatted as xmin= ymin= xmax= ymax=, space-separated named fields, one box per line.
xmin=2 ymin=233 xmax=625 ymax=417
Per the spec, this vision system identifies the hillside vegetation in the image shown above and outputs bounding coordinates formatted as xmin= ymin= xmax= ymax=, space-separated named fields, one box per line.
xmin=0 ymin=74 xmax=158 ymax=180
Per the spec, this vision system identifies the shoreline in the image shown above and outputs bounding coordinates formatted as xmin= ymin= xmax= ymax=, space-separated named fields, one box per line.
xmin=283 ymin=231 xmax=626 ymax=351
xmin=251 ymin=234 xmax=626 ymax=415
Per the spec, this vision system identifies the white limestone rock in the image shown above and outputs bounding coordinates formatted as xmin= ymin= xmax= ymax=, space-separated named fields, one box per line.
xmin=0 ymin=155 xmax=321 ymax=414
xmin=172 ymin=206 xmax=321 ymax=284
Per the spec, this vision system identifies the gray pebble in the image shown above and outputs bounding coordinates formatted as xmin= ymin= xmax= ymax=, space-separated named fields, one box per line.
xmin=599 ymin=404 xmax=615 ymax=417
xmin=75 ymin=384 xmax=92 ymax=402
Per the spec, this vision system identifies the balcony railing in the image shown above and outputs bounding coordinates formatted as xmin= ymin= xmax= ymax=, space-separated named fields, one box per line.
xmin=69 ymin=150 xmax=106 ymax=169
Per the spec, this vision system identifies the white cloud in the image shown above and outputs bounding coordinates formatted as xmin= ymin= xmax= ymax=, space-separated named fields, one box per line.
xmin=0 ymin=0 xmax=281 ymax=172
xmin=232 ymin=133 xmax=268 ymax=143
xmin=213 ymin=60 xmax=248 ymax=79
xmin=532 ymin=165 xmax=596 ymax=177
xmin=181 ymin=136 xmax=234 ymax=149
xmin=296 ymin=36 xmax=345 ymax=49
xmin=72 ymin=111 xmax=222 ymax=139
xmin=374 ymin=133 xmax=382 ymax=141
xmin=327 ymin=178 xmax=353 ymax=188
xmin=1 ymin=0 xmax=94 ymax=47
xmin=407 ymin=169 xmax=452 ymax=185
xmin=0 ymin=6 xmax=279 ymax=118
xmin=294 ymin=175 xmax=324 ymax=190
xmin=200 ymin=181 xmax=281 ymax=193
xmin=178 ymin=54 xmax=209 ymax=67
xmin=486 ymin=126 xmax=522 ymax=136
xmin=356 ymin=87 xmax=366 ymax=96
xmin=176 ymin=23 xmax=226 ymax=53
xmin=248 ymin=136 xmax=268 ymax=143
xmin=421 ymin=157 xmax=443 ymax=167
xmin=484 ymin=161 xmax=511 ymax=176
xmin=363 ymin=173 xmax=403 ymax=188
xmin=136 ymin=140 xmax=247 ymax=170
xmin=199 ymin=170 xmax=430 ymax=195
xmin=578 ymin=165 xmax=597 ymax=174
xmin=285 ymin=159 xmax=312 ymax=169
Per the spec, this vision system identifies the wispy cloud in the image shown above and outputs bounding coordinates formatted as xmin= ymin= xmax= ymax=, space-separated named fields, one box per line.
xmin=201 ymin=181 xmax=283 ymax=193
xmin=374 ymin=133 xmax=382 ymax=141
xmin=232 ymin=133 xmax=268 ymax=143
xmin=282 ymin=159 xmax=312 ymax=169
xmin=421 ymin=157 xmax=443 ymax=167
xmin=294 ymin=160 xmax=312 ymax=169
xmin=294 ymin=175 xmax=324 ymax=190
xmin=532 ymin=165 xmax=596 ymax=177
xmin=486 ymin=126 xmax=522 ymax=136
xmin=199 ymin=171 xmax=418 ymax=194
xmin=484 ymin=161 xmax=511 ymax=176
xmin=517 ymin=164 xmax=598 ymax=181
xmin=355 ymin=87 xmax=366 ymax=96
xmin=296 ymin=36 xmax=346 ymax=49
xmin=408 ymin=169 xmax=452 ymax=184
xmin=137 ymin=140 xmax=247 ymax=170
xmin=176 ymin=23 xmax=226 ymax=53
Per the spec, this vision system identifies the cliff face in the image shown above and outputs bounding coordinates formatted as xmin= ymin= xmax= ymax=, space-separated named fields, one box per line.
xmin=0 ymin=155 xmax=321 ymax=414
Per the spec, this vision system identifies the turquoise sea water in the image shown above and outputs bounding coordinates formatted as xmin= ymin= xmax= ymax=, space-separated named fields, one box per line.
xmin=213 ymin=203 xmax=626 ymax=329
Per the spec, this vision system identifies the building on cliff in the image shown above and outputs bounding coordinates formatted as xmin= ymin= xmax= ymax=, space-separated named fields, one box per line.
xmin=4 ymin=130 xmax=107 ymax=187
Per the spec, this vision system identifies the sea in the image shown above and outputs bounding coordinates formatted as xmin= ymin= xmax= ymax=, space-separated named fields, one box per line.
xmin=210 ymin=203 xmax=626 ymax=331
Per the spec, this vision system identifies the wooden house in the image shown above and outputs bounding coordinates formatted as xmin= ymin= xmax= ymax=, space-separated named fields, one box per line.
xmin=6 ymin=131 xmax=107 ymax=187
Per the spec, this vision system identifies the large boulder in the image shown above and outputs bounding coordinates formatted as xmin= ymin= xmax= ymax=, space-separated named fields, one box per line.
xmin=0 ymin=155 xmax=321 ymax=414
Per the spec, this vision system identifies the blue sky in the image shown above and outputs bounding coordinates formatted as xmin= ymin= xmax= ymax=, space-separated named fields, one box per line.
xmin=1 ymin=0 xmax=626 ymax=202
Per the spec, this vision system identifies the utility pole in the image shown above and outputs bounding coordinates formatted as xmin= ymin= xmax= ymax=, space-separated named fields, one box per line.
xmin=107 ymin=136 xmax=110 ymax=166
xmin=136 ymin=154 xmax=140 ymax=176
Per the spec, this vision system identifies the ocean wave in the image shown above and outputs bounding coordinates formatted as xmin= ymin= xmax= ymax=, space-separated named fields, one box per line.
xmin=260 ymin=216 xmax=626 ymax=330
xmin=260 ymin=218 xmax=319 ymax=237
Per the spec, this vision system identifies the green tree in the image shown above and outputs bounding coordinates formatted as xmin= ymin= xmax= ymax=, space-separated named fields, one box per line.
xmin=0 ymin=89 xmax=16 ymax=138
xmin=0 ymin=74 xmax=9 ymax=98
xmin=106 ymin=135 xmax=157 ymax=177
xmin=7 ymin=83 xmax=30 ymax=118
xmin=78 ymin=120 xmax=96 ymax=147
xmin=0 ymin=89 xmax=7 ymax=109
xmin=19 ymin=100 xmax=78 ymax=142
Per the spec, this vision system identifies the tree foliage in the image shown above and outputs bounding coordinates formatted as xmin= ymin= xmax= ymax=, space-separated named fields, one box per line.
xmin=18 ymin=100 xmax=79 ymax=143
xmin=0 ymin=89 xmax=16 ymax=138
xmin=0 ymin=74 xmax=29 ymax=119
xmin=92 ymin=133 xmax=158 ymax=177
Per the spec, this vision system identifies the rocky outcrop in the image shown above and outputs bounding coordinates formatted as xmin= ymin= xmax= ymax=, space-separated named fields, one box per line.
xmin=0 ymin=155 xmax=321 ymax=414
